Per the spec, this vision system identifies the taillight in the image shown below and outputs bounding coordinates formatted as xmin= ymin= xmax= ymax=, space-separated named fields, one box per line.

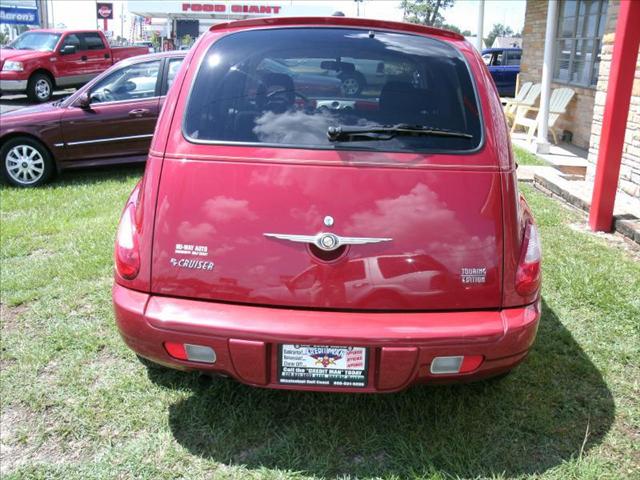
xmin=515 ymin=222 xmax=541 ymax=296
xmin=115 ymin=189 xmax=141 ymax=280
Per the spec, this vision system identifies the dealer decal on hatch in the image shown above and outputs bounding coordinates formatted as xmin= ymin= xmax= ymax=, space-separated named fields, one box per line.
xmin=174 ymin=243 xmax=209 ymax=256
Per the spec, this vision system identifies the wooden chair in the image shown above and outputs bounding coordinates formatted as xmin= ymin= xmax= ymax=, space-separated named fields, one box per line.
xmin=502 ymin=81 xmax=532 ymax=119
xmin=507 ymin=83 xmax=541 ymax=126
xmin=513 ymin=87 xmax=576 ymax=144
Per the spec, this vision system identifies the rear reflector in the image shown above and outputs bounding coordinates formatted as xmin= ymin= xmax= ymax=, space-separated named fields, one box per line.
xmin=515 ymin=222 xmax=542 ymax=296
xmin=430 ymin=355 xmax=483 ymax=374
xmin=164 ymin=342 xmax=217 ymax=364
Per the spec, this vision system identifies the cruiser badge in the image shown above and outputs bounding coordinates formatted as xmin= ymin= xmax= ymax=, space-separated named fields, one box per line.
xmin=170 ymin=258 xmax=215 ymax=271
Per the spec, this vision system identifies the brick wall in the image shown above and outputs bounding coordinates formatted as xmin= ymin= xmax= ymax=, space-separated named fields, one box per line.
xmin=519 ymin=0 xmax=597 ymax=149
xmin=520 ymin=0 xmax=640 ymax=198
xmin=587 ymin=0 xmax=640 ymax=198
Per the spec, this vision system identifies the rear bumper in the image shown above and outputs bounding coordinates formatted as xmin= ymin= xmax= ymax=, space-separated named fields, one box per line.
xmin=113 ymin=283 xmax=541 ymax=393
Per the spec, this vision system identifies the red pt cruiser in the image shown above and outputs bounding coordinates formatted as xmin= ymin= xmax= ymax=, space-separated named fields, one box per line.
xmin=113 ymin=17 xmax=542 ymax=393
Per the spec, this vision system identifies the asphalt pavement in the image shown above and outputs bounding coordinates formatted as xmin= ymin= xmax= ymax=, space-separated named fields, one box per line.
xmin=0 ymin=90 xmax=75 ymax=114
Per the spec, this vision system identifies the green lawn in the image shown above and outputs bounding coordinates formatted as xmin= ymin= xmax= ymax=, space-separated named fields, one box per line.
xmin=1 ymin=158 xmax=639 ymax=479
xmin=513 ymin=145 xmax=547 ymax=166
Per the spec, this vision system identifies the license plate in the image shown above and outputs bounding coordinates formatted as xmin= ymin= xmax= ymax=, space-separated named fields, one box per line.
xmin=278 ymin=344 xmax=368 ymax=388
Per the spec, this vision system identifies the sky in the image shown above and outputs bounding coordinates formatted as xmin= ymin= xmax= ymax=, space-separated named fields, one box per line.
xmin=38 ymin=0 xmax=525 ymax=38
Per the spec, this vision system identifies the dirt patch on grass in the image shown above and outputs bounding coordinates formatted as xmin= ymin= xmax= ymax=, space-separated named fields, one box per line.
xmin=28 ymin=249 xmax=53 ymax=260
xmin=0 ymin=404 xmax=89 ymax=475
xmin=569 ymin=222 xmax=640 ymax=262
xmin=0 ymin=302 xmax=30 ymax=335
xmin=90 ymin=348 xmax=128 ymax=389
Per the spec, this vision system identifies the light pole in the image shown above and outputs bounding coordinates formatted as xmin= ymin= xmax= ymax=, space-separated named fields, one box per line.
xmin=354 ymin=0 xmax=363 ymax=17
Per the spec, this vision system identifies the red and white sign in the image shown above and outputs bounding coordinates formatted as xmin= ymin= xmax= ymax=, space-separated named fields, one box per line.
xmin=96 ymin=2 xmax=113 ymax=19
xmin=182 ymin=3 xmax=282 ymax=14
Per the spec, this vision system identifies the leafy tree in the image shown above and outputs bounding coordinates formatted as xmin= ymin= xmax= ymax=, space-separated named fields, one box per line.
xmin=150 ymin=31 xmax=160 ymax=50
xmin=440 ymin=23 xmax=460 ymax=34
xmin=485 ymin=23 xmax=515 ymax=48
xmin=462 ymin=29 xmax=472 ymax=36
xmin=401 ymin=0 xmax=455 ymax=27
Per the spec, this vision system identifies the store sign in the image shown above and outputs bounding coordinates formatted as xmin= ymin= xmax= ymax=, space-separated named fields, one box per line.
xmin=0 ymin=6 xmax=39 ymax=25
xmin=96 ymin=2 xmax=114 ymax=19
xmin=182 ymin=3 xmax=282 ymax=14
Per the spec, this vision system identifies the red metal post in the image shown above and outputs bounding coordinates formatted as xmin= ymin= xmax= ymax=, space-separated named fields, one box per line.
xmin=103 ymin=18 xmax=108 ymax=32
xmin=589 ymin=0 xmax=640 ymax=231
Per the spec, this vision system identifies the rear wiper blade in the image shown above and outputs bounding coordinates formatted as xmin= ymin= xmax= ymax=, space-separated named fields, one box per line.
xmin=327 ymin=124 xmax=473 ymax=142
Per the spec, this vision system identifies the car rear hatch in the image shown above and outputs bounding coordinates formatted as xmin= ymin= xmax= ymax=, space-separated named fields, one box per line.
xmin=150 ymin=24 xmax=504 ymax=311
xmin=151 ymin=153 xmax=503 ymax=311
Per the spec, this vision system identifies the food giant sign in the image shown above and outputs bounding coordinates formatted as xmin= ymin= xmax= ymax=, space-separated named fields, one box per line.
xmin=182 ymin=3 xmax=282 ymax=14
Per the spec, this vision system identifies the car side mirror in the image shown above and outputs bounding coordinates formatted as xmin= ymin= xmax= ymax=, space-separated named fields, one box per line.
xmin=76 ymin=92 xmax=91 ymax=109
xmin=60 ymin=45 xmax=77 ymax=55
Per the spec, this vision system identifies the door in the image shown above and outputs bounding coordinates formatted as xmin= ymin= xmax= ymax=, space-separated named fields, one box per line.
xmin=486 ymin=50 xmax=506 ymax=94
xmin=79 ymin=32 xmax=112 ymax=78
xmin=55 ymin=33 xmax=85 ymax=86
xmin=158 ymin=56 xmax=185 ymax=111
xmin=59 ymin=59 xmax=162 ymax=163
xmin=502 ymin=50 xmax=521 ymax=97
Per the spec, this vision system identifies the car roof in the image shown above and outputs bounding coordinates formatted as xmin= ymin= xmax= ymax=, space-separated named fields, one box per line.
xmin=116 ymin=50 xmax=187 ymax=67
xmin=482 ymin=47 xmax=522 ymax=53
xmin=209 ymin=16 xmax=464 ymax=41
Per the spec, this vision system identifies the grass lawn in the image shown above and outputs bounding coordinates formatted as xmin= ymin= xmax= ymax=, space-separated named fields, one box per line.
xmin=513 ymin=145 xmax=547 ymax=166
xmin=1 ymin=157 xmax=639 ymax=479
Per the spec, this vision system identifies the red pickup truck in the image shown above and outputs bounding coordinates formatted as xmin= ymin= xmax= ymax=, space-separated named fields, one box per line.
xmin=0 ymin=29 xmax=148 ymax=103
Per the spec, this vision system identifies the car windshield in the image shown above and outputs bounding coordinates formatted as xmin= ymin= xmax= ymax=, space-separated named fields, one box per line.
xmin=184 ymin=28 xmax=482 ymax=153
xmin=9 ymin=32 xmax=61 ymax=52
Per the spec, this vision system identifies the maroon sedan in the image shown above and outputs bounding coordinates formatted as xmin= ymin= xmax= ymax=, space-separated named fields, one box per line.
xmin=0 ymin=51 xmax=185 ymax=187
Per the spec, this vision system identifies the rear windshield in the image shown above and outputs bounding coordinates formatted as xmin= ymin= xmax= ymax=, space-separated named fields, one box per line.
xmin=184 ymin=28 xmax=482 ymax=152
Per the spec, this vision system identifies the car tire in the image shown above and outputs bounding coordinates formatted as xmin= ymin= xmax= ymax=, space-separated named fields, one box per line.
xmin=340 ymin=74 xmax=364 ymax=97
xmin=27 ymin=73 xmax=53 ymax=103
xmin=1 ymin=137 xmax=55 ymax=188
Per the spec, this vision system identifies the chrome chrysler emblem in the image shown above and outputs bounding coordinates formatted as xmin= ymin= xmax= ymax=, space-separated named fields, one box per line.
xmin=264 ymin=232 xmax=392 ymax=252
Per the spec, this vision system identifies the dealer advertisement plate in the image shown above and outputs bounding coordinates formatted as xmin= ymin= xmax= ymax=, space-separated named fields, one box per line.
xmin=278 ymin=344 xmax=368 ymax=388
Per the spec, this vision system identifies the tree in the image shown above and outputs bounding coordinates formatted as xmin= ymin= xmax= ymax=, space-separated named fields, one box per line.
xmin=440 ymin=23 xmax=461 ymax=34
xmin=485 ymin=23 xmax=515 ymax=48
xmin=401 ymin=0 xmax=455 ymax=27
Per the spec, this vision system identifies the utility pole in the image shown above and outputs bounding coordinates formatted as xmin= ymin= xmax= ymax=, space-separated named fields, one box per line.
xmin=476 ymin=0 xmax=485 ymax=52
xmin=37 ymin=0 xmax=49 ymax=28
xmin=354 ymin=0 xmax=363 ymax=17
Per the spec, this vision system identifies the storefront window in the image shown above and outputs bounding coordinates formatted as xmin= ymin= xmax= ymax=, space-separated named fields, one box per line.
xmin=553 ymin=0 xmax=608 ymax=87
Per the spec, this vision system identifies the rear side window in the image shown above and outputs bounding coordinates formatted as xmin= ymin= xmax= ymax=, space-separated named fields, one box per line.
xmin=506 ymin=51 xmax=521 ymax=66
xmin=81 ymin=33 xmax=106 ymax=50
xmin=184 ymin=28 xmax=482 ymax=152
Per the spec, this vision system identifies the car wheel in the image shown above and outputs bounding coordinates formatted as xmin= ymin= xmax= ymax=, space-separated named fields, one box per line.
xmin=340 ymin=74 xmax=363 ymax=97
xmin=27 ymin=73 xmax=53 ymax=103
xmin=1 ymin=137 xmax=55 ymax=187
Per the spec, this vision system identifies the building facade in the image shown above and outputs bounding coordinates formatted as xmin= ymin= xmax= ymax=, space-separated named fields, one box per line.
xmin=519 ymin=0 xmax=640 ymax=198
